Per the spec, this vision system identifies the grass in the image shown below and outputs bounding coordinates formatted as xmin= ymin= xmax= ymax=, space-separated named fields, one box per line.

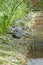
xmin=0 ymin=0 xmax=27 ymax=34
xmin=0 ymin=36 xmax=27 ymax=65
xmin=0 ymin=56 xmax=18 ymax=65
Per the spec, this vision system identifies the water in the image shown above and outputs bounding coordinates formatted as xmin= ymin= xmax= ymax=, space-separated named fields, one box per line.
xmin=27 ymin=58 xmax=43 ymax=65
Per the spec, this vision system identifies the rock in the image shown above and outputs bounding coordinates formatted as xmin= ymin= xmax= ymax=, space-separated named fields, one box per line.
xmin=30 ymin=11 xmax=43 ymax=33
xmin=25 ymin=14 xmax=32 ymax=21
xmin=12 ymin=19 xmax=26 ymax=27
xmin=27 ymin=12 xmax=43 ymax=52
xmin=6 ymin=26 xmax=28 ymax=38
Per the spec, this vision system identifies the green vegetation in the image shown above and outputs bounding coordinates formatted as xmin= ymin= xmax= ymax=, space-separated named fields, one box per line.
xmin=0 ymin=38 xmax=27 ymax=65
xmin=0 ymin=0 xmax=43 ymax=65
xmin=0 ymin=0 xmax=43 ymax=33
xmin=0 ymin=0 xmax=28 ymax=34
xmin=32 ymin=0 xmax=43 ymax=11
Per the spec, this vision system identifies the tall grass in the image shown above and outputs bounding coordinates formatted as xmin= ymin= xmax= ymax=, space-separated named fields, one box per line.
xmin=0 ymin=0 xmax=27 ymax=34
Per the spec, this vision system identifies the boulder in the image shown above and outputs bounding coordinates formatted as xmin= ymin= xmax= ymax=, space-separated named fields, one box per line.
xmin=6 ymin=26 xmax=28 ymax=38
xmin=30 ymin=12 xmax=43 ymax=32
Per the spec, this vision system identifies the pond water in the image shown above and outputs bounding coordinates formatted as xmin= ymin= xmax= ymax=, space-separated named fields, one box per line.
xmin=27 ymin=58 xmax=43 ymax=65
